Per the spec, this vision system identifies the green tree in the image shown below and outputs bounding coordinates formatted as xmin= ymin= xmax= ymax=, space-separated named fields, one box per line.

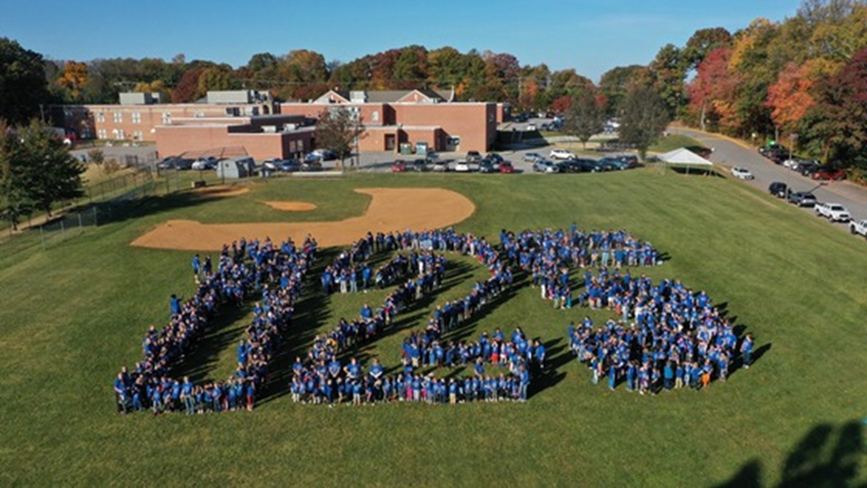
xmin=0 ymin=121 xmax=34 ymax=229
xmin=315 ymin=108 xmax=365 ymax=169
xmin=563 ymin=91 xmax=605 ymax=149
xmin=619 ymin=86 xmax=671 ymax=161
xmin=0 ymin=38 xmax=50 ymax=125
xmin=16 ymin=120 xmax=85 ymax=216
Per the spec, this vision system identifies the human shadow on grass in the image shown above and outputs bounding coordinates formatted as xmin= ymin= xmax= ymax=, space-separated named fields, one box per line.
xmin=334 ymin=260 xmax=477 ymax=365
xmin=713 ymin=420 xmax=863 ymax=488
xmin=169 ymin=301 xmax=254 ymax=384
xmin=256 ymin=249 xmax=341 ymax=404
xmin=529 ymin=338 xmax=568 ymax=399
xmin=259 ymin=251 xmax=478 ymax=403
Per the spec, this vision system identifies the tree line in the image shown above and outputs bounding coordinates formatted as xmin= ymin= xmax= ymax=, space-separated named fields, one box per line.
xmin=0 ymin=0 xmax=864 ymax=171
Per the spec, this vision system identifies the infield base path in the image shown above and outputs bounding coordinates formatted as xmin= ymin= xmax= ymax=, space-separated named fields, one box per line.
xmin=131 ymin=188 xmax=475 ymax=251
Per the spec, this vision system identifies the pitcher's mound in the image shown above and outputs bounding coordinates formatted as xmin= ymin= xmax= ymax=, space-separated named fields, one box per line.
xmin=132 ymin=188 xmax=475 ymax=250
xmin=264 ymin=201 xmax=317 ymax=211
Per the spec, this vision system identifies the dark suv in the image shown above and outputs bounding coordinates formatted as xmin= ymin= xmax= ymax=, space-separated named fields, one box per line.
xmin=768 ymin=182 xmax=788 ymax=198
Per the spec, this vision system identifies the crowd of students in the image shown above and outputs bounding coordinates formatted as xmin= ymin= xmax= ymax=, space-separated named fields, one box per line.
xmin=567 ymin=269 xmax=754 ymax=394
xmin=113 ymin=236 xmax=316 ymax=414
xmin=290 ymin=328 xmax=541 ymax=405
xmin=499 ymin=228 xmax=660 ymax=308
xmin=284 ymin=228 xmax=531 ymax=406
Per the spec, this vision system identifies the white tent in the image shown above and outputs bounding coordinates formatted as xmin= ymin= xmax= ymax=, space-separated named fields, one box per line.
xmin=658 ymin=147 xmax=714 ymax=174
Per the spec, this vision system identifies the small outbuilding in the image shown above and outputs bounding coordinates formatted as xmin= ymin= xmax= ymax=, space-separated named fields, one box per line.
xmin=216 ymin=156 xmax=256 ymax=179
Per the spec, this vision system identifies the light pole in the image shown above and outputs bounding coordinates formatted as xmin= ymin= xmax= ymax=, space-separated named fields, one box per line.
xmin=787 ymin=133 xmax=798 ymax=195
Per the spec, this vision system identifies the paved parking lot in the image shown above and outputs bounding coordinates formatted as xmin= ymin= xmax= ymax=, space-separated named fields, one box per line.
xmin=671 ymin=127 xmax=867 ymax=226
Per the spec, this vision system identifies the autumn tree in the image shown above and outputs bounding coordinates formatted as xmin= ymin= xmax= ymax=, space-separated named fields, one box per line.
xmin=619 ymin=86 xmax=671 ymax=161
xmin=682 ymin=27 xmax=733 ymax=71
xmin=56 ymin=61 xmax=89 ymax=101
xmin=766 ymin=62 xmax=817 ymax=132
xmin=315 ymin=108 xmax=365 ymax=169
xmin=688 ymin=47 xmax=741 ymax=132
xmin=563 ymin=91 xmax=605 ymax=149
xmin=798 ymin=46 xmax=867 ymax=167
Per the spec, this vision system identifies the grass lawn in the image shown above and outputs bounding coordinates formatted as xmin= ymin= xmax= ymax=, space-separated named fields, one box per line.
xmin=649 ymin=133 xmax=709 ymax=155
xmin=0 ymin=170 xmax=864 ymax=486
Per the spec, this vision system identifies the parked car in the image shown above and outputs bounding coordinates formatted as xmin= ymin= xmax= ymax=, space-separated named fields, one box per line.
xmin=768 ymin=181 xmax=788 ymax=198
xmin=814 ymin=202 xmax=851 ymax=222
xmin=788 ymin=191 xmax=818 ymax=207
xmin=849 ymin=219 xmax=867 ymax=238
xmin=731 ymin=166 xmax=755 ymax=180
xmin=311 ymin=149 xmax=338 ymax=161
xmin=812 ymin=166 xmax=847 ymax=181
xmin=533 ymin=159 xmax=560 ymax=173
xmin=192 ymin=156 xmax=218 ymax=170
xmin=478 ymin=160 xmax=496 ymax=173
xmin=454 ymin=160 xmax=475 ymax=172
xmin=798 ymin=161 xmax=821 ymax=176
xmin=157 ymin=156 xmax=193 ymax=170
xmin=615 ymin=154 xmax=640 ymax=168
xmin=301 ymin=159 xmax=323 ymax=171
xmin=391 ymin=160 xmax=407 ymax=173
xmin=499 ymin=161 xmax=515 ymax=173
xmin=279 ymin=158 xmax=302 ymax=172
xmin=466 ymin=151 xmax=482 ymax=163
xmin=522 ymin=152 xmax=543 ymax=163
xmin=432 ymin=160 xmax=449 ymax=172
xmin=759 ymin=144 xmax=788 ymax=161
xmin=595 ymin=157 xmax=620 ymax=172
xmin=485 ymin=153 xmax=505 ymax=170
xmin=549 ymin=149 xmax=575 ymax=160
xmin=410 ymin=159 xmax=428 ymax=172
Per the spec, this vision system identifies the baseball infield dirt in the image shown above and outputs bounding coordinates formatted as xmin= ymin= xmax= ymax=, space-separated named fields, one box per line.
xmin=263 ymin=201 xmax=318 ymax=211
xmin=131 ymin=188 xmax=475 ymax=251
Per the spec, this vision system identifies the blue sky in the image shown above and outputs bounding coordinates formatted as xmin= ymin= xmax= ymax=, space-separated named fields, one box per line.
xmin=2 ymin=0 xmax=801 ymax=82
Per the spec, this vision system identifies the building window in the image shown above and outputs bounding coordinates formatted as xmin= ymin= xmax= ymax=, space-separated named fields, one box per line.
xmin=132 ymin=112 xmax=141 ymax=124
xmin=81 ymin=128 xmax=92 ymax=139
xmin=97 ymin=112 xmax=105 ymax=123
xmin=116 ymin=129 xmax=125 ymax=140
xmin=97 ymin=129 xmax=107 ymax=139
xmin=161 ymin=112 xmax=172 ymax=124
xmin=113 ymin=112 xmax=122 ymax=123
xmin=133 ymin=130 xmax=143 ymax=140
xmin=371 ymin=110 xmax=379 ymax=122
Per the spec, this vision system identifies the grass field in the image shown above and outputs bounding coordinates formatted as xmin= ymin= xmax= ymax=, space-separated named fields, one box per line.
xmin=0 ymin=169 xmax=864 ymax=486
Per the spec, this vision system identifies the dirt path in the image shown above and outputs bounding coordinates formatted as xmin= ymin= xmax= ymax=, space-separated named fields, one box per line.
xmin=131 ymin=188 xmax=476 ymax=250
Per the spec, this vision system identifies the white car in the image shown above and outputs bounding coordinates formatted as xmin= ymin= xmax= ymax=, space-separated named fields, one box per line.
xmin=549 ymin=149 xmax=575 ymax=160
xmin=731 ymin=167 xmax=754 ymax=180
xmin=454 ymin=161 xmax=475 ymax=173
xmin=815 ymin=202 xmax=851 ymax=222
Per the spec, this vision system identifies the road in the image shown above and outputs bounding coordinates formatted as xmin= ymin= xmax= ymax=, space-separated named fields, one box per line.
xmin=670 ymin=126 xmax=867 ymax=227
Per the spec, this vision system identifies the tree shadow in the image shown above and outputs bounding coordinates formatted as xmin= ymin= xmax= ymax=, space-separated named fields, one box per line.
xmin=257 ymin=249 xmax=338 ymax=404
xmin=714 ymin=420 xmax=863 ymax=488
xmin=170 ymin=301 xmax=254 ymax=384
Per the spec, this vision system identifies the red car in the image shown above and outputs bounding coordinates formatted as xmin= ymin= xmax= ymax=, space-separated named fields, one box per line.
xmin=812 ymin=167 xmax=847 ymax=181
xmin=391 ymin=160 xmax=407 ymax=173
xmin=499 ymin=161 xmax=515 ymax=173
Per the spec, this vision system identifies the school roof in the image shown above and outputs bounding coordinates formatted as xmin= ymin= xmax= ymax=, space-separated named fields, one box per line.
xmin=659 ymin=148 xmax=714 ymax=166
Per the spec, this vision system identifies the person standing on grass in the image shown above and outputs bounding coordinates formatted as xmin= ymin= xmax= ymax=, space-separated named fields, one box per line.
xmin=191 ymin=254 xmax=200 ymax=279
xmin=170 ymin=294 xmax=181 ymax=316
xmin=741 ymin=334 xmax=754 ymax=369
xmin=114 ymin=373 xmax=129 ymax=414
